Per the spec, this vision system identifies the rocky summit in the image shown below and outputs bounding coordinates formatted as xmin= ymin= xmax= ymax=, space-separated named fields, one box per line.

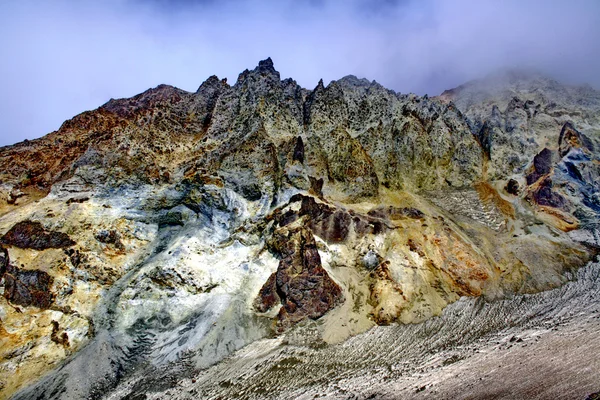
xmin=0 ymin=60 xmax=599 ymax=399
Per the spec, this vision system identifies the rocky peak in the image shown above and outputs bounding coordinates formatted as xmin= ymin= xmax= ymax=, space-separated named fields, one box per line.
xmin=336 ymin=75 xmax=375 ymax=88
xmin=315 ymin=78 xmax=325 ymax=90
xmin=0 ymin=59 xmax=599 ymax=400
xmin=101 ymin=84 xmax=188 ymax=119
xmin=235 ymin=57 xmax=281 ymax=86
xmin=256 ymin=56 xmax=276 ymax=74
xmin=441 ymin=68 xmax=600 ymax=181
xmin=196 ymin=75 xmax=229 ymax=93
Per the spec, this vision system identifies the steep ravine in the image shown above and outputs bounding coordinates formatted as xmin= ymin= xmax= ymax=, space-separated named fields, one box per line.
xmin=0 ymin=60 xmax=599 ymax=399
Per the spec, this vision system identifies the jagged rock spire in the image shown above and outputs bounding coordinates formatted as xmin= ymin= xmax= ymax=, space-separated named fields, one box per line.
xmin=236 ymin=57 xmax=281 ymax=85
xmin=256 ymin=57 xmax=275 ymax=73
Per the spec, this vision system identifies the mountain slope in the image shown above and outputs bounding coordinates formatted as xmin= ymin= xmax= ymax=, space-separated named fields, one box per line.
xmin=0 ymin=60 xmax=598 ymax=399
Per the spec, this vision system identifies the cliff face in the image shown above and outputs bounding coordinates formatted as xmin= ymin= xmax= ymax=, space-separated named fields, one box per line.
xmin=439 ymin=70 xmax=600 ymax=178
xmin=439 ymin=69 xmax=600 ymax=231
xmin=0 ymin=58 xmax=482 ymax=198
xmin=0 ymin=60 xmax=598 ymax=399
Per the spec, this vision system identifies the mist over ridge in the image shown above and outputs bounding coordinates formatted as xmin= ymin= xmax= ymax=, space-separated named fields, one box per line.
xmin=1 ymin=0 xmax=599 ymax=145
xmin=0 ymin=5 xmax=599 ymax=397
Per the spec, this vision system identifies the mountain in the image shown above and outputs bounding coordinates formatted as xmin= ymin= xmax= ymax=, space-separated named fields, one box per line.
xmin=439 ymin=69 xmax=600 ymax=230
xmin=0 ymin=60 xmax=598 ymax=399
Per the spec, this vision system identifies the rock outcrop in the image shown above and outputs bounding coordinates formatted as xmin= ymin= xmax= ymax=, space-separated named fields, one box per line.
xmin=0 ymin=60 xmax=598 ymax=400
xmin=439 ymin=70 xmax=600 ymax=180
xmin=257 ymin=224 xmax=343 ymax=332
xmin=1 ymin=221 xmax=75 ymax=250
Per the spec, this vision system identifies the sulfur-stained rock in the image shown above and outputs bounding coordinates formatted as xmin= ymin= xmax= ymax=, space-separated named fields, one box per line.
xmin=368 ymin=261 xmax=407 ymax=325
xmin=558 ymin=122 xmax=595 ymax=158
xmin=0 ymin=59 xmax=599 ymax=400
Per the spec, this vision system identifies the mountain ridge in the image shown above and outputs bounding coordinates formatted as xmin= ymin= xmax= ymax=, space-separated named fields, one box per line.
xmin=0 ymin=59 xmax=598 ymax=399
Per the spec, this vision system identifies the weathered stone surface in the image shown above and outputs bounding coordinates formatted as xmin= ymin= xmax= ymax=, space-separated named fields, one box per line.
xmin=504 ymin=178 xmax=520 ymax=195
xmin=515 ymin=120 xmax=600 ymax=226
xmin=254 ymin=273 xmax=279 ymax=314
xmin=218 ymin=127 xmax=280 ymax=202
xmin=0 ymin=60 xmax=484 ymax=204
xmin=94 ymin=229 xmax=125 ymax=251
xmin=65 ymin=197 xmax=89 ymax=205
xmin=259 ymin=225 xmax=343 ymax=332
xmin=526 ymin=148 xmax=554 ymax=185
xmin=2 ymin=264 xmax=54 ymax=309
xmin=0 ymin=60 xmax=598 ymax=400
xmin=440 ymin=69 xmax=600 ymax=180
xmin=285 ymin=194 xmax=396 ymax=242
xmin=1 ymin=221 xmax=75 ymax=250
xmin=50 ymin=320 xmax=70 ymax=348
xmin=368 ymin=260 xmax=407 ymax=325
xmin=0 ymin=245 xmax=8 ymax=275
xmin=559 ymin=122 xmax=595 ymax=157
xmin=292 ymin=136 xmax=305 ymax=164
xmin=529 ymin=177 xmax=568 ymax=210
xmin=367 ymin=206 xmax=425 ymax=220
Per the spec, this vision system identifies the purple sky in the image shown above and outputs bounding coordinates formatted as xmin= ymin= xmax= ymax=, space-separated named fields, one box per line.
xmin=1 ymin=0 xmax=599 ymax=146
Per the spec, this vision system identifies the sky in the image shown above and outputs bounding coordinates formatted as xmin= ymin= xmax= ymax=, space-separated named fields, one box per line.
xmin=0 ymin=0 xmax=599 ymax=146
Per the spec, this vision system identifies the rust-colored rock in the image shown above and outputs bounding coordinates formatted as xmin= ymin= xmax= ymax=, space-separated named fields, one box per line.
xmin=257 ymin=226 xmax=343 ymax=332
xmin=295 ymin=195 xmax=366 ymax=242
xmin=1 ymin=221 xmax=75 ymax=250
xmin=282 ymin=194 xmax=406 ymax=242
xmin=255 ymin=273 xmax=279 ymax=313
xmin=2 ymin=264 xmax=54 ymax=309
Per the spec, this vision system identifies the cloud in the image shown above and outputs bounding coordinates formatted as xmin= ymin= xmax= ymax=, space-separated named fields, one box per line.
xmin=0 ymin=0 xmax=599 ymax=145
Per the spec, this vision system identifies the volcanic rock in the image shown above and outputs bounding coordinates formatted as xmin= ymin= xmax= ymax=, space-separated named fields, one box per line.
xmin=504 ymin=178 xmax=520 ymax=195
xmin=2 ymin=264 xmax=54 ymax=309
xmin=0 ymin=60 xmax=598 ymax=400
xmin=559 ymin=121 xmax=595 ymax=157
xmin=1 ymin=221 xmax=75 ymax=250
xmin=258 ymin=224 xmax=343 ymax=332
xmin=526 ymin=147 xmax=554 ymax=185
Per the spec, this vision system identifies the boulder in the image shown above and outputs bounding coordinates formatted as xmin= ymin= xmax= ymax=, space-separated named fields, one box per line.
xmin=1 ymin=221 xmax=75 ymax=250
